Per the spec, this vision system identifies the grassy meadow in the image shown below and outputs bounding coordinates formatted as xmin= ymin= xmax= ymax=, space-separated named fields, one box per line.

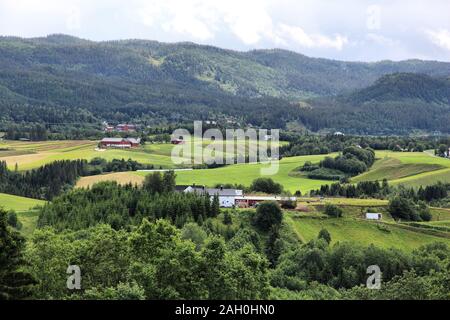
xmin=3 ymin=140 xmax=449 ymax=193
xmin=0 ymin=140 xmax=178 ymax=170
xmin=285 ymin=213 xmax=450 ymax=251
xmin=0 ymin=192 xmax=46 ymax=211
xmin=354 ymin=151 xmax=450 ymax=188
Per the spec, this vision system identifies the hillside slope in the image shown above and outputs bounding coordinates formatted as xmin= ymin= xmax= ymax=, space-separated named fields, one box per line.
xmin=1 ymin=35 xmax=450 ymax=133
xmin=304 ymin=73 xmax=450 ymax=134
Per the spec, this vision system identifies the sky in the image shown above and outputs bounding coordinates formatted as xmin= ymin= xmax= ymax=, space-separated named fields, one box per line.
xmin=1 ymin=0 xmax=450 ymax=62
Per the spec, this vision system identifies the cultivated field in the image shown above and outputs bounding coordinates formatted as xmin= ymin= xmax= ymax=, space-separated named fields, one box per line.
xmin=136 ymin=153 xmax=334 ymax=193
xmin=0 ymin=138 xmax=285 ymax=171
xmin=0 ymin=140 xmax=178 ymax=170
xmin=354 ymin=151 xmax=450 ymax=188
xmin=76 ymin=172 xmax=145 ymax=188
xmin=2 ymin=140 xmax=449 ymax=193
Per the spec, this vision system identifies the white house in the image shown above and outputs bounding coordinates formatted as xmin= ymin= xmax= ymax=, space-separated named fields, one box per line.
xmin=181 ymin=185 xmax=243 ymax=208
xmin=366 ymin=213 xmax=382 ymax=220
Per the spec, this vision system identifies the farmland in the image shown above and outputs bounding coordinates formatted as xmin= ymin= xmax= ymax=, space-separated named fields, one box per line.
xmin=0 ymin=192 xmax=46 ymax=211
xmin=0 ymin=138 xmax=285 ymax=171
xmin=2 ymin=140 xmax=449 ymax=193
xmin=286 ymin=213 xmax=450 ymax=251
xmin=0 ymin=140 xmax=177 ymax=170
xmin=354 ymin=151 xmax=450 ymax=188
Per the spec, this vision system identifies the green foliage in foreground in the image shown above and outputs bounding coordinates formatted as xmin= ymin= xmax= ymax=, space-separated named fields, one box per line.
xmin=0 ymin=209 xmax=35 ymax=299
xmin=272 ymin=238 xmax=450 ymax=299
xmin=26 ymin=219 xmax=270 ymax=300
xmin=37 ymin=181 xmax=219 ymax=231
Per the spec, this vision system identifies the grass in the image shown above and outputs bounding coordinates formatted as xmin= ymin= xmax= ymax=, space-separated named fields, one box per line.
xmin=0 ymin=140 xmax=177 ymax=170
xmin=285 ymin=213 xmax=450 ymax=251
xmin=136 ymin=153 xmax=335 ymax=193
xmin=352 ymin=151 xmax=450 ymax=188
xmin=0 ymin=193 xmax=46 ymax=211
xmin=2 ymin=141 xmax=449 ymax=192
xmin=430 ymin=207 xmax=450 ymax=221
xmin=76 ymin=172 xmax=145 ymax=188
xmin=0 ymin=193 xmax=44 ymax=238
xmin=298 ymin=197 xmax=389 ymax=207
xmin=0 ymin=138 xmax=286 ymax=171
xmin=353 ymin=157 xmax=444 ymax=182
xmin=16 ymin=211 xmax=40 ymax=238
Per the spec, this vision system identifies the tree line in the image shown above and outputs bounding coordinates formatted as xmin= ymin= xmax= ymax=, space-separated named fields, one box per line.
xmin=0 ymin=160 xmax=87 ymax=200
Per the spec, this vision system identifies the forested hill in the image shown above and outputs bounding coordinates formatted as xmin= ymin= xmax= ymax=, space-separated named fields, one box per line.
xmin=347 ymin=73 xmax=450 ymax=104
xmin=1 ymin=34 xmax=450 ymax=133
xmin=304 ymin=73 xmax=450 ymax=135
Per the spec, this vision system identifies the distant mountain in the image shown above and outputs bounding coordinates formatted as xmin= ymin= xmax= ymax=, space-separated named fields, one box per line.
xmin=347 ymin=73 xmax=450 ymax=104
xmin=305 ymin=73 xmax=450 ymax=135
xmin=1 ymin=34 xmax=450 ymax=133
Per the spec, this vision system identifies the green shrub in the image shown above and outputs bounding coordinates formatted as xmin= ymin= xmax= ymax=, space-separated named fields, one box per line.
xmin=323 ymin=204 xmax=343 ymax=218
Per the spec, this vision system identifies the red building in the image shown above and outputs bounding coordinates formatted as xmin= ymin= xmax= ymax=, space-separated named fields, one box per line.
xmin=171 ymin=138 xmax=185 ymax=144
xmin=116 ymin=124 xmax=136 ymax=132
xmin=100 ymin=138 xmax=141 ymax=148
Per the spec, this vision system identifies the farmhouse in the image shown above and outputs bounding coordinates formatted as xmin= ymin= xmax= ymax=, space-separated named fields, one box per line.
xmin=177 ymin=185 xmax=297 ymax=208
xmin=181 ymin=185 xmax=243 ymax=208
xmin=365 ymin=212 xmax=382 ymax=220
xmin=100 ymin=137 xmax=141 ymax=149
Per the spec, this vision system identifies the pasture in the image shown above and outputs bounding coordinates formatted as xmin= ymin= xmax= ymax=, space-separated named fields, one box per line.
xmin=0 ymin=140 xmax=177 ymax=170
xmin=0 ymin=192 xmax=46 ymax=211
xmin=285 ymin=213 xmax=450 ymax=251
xmin=1 ymin=140 xmax=449 ymax=193
xmin=136 ymin=153 xmax=334 ymax=193
xmin=351 ymin=151 xmax=450 ymax=188
xmin=0 ymin=138 xmax=285 ymax=171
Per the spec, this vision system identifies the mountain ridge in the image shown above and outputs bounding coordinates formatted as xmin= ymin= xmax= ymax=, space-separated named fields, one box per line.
xmin=1 ymin=34 xmax=450 ymax=134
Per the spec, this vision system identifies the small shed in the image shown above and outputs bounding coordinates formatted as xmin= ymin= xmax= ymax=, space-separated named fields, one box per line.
xmin=366 ymin=213 xmax=382 ymax=220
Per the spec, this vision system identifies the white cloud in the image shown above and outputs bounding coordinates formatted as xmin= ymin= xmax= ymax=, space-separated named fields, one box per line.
xmin=427 ymin=29 xmax=450 ymax=51
xmin=218 ymin=0 xmax=276 ymax=45
xmin=366 ymin=33 xmax=396 ymax=46
xmin=276 ymin=24 xmax=348 ymax=50
xmin=1 ymin=0 xmax=450 ymax=61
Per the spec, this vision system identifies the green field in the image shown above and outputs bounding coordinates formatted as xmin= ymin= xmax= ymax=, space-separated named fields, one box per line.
xmin=2 ymin=140 xmax=449 ymax=193
xmin=353 ymin=151 xmax=450 ymax=188
xmin=16 ymin=211 xmax=40 ymax=238
xmin=286 ymin=213 xmax=450 ymax=251
xmin=134 ymin=150 xmax=450 ymax=192
xmin=0 ymin=140 xmax=178 ymax=170
xmin=0 ymin=193 xmax=46 ymax=211
xmin=0 ymin=139 xmax=285 ymax=171
xmin=136 ymin=153 xmax=335 ymax=193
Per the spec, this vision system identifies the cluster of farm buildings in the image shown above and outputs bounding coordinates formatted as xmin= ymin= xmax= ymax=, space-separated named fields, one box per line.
xmin=103 ymin=123 xmax=137 ymax=133
xmin=176 ymin=185 xmax=297 ymax=208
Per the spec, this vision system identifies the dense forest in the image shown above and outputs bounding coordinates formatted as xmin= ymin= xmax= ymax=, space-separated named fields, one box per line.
xmin=2 ymin=179 xmax=449 ymax=300
xmin=0 ymin=158 xmax=156 ymax=200
xmin=298 ymin=147 xmax=375 ymax=180
xmin=0 ymin=160 xmax=86 ymax=200
xmin=302 ymin=73 xmax=450 ymax=134
xmin=1 ymin=35 xmax=450 ymax=134
xmin=280 ymin=133 xmax=449 ymax=157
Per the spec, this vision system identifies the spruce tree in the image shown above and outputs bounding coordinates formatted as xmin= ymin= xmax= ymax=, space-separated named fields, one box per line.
xmin=0 ymin=209 xmax=35 ymax=300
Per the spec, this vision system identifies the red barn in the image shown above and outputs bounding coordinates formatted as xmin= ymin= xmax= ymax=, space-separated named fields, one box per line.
xmin=100 ymin=138 xmax=141 ymax=148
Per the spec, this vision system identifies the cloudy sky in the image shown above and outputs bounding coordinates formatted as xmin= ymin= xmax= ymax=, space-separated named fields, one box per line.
xmin=1 ymin=0 xmax=450 ymax=61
